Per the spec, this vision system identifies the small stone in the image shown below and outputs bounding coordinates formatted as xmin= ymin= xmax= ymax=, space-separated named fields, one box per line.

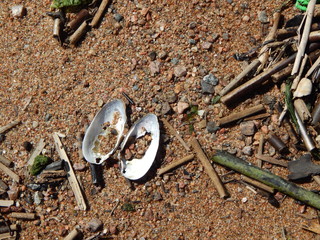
xmin=171 ymin=58 xmax=179 ymax=65
xmin=149 ymin=61 xmax=160 ymax=76
xmin=161 ymin=102 xmax=171 ymax=115
xmin=109 ymin=225 xmax=118 ymax=234
xmin=149 ymin=51 xmax=157 ymax=61
xmin=188 ymin=22 xmax=197 ymax=29
xmin=258 ymin=11 xmax=269 ymax=23
xmin=177 ymin=102 xmax=189 ymax=114
xmin=23 ymin=141 xmax=33 ymax=152
xmin=34 ymin=191 xmax=43 ymax=205
xmin=189 ymin=39 xmax=197 ymax=45
xmin=164 ymin=91 xmax=177 ymax=103
xmin=242 ymin=15 xmax=250 ymax=22
xmin=114 ymin=13 xmax=123 ymax=22
xmin=73 ymin=162 xmax=86 ymax=171
xmin=174 ymin=66 xmax=187 ymax=78
xmin=240 ymin=121 xmax=256 ymax=136
xmin=158 ymin=51 xmax=168 ymax=59
xmin=32 ymin=121 xmax=39 ymax=128
xmin=195 ymin=119 xmax=207 ymax=129
xmin=206 ymin=121 xmax=219 ymax=133
xmin=241 ymin=197 xmax=248 ymax=203
xmin=201 ymin=73 xmax=218 ymax=94
xmin=222 ymin=33 xmax=229 ymax=40
xmin=242 ymin=146 xmax=253 ymax=156
xmin=201 ymin=42 xmax=212 ymax=50
xmin=7 ymin=189 xmax=19 ymax=201
xmin=45 ymin=113 xmax=52 ymax=121
xmin=88 ymin=218 xmax=103 ymax=232
xmin=11 ymin=5 xmax=26 ymax=18
xmin=97 ymin=99 xmax=104 ymax=107
xmin=153 ymin=191 xmax=163 ymax=201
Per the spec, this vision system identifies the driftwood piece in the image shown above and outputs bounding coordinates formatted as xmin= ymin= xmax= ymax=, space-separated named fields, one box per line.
xmin=292 ymin=0 xmax=316 ymax=75
xmin=0 ymin=162 xmax=19 ymax=182
xmin=64 ymin=227 xmax=81 ymax=240
xmin=9 ymin=212 xmax=36 ymax=220
xmin=67 ymin=9 xmax=91 ymax=31
xmin=288 ymin=154 xmax=320 ymax=180
xmin=0 ymin=120 xmax=20 ymax=134
xmin=190 ymin=138 xmax=229 ymax=198
xmin=212 ymin=150 xmax=320 ymax=210
xmin=306 ymin=54 xmax=320 ymax=78
xmin=218 ymin=104 xmax=265 ymax=126
xmin=302 ymin=222 xmax=320 ymax=234
xmin=69 ymin=21 xmax=88 ymax=45
xmin=241 ymin=175 xmax=274 ymax=193
xmin=90 ymin=0 xmax=111 ymax=28
xmin=53 ymin=133 xmax=87 ymax=210
xmin=0 ymin=155 xmax=12 ymax=167
xmin=244 ymin=113 xmax=270 ymax=121
xmin=294 ymin=99 xmax=311 ymax=122
xmin=162 ymin=118 xmax=190 ymax=151
xmin=0 ymin=200 xmax=14 ymax=207
xmin=221 ymin=43 xmax=320 ymax=106
xmin=255 ymin=154 xmax=288 ymax=167
xmin=158 ymin=154 xmax=194 ymax=175
xmin=27 ymin=138 xmax=45 ymax=166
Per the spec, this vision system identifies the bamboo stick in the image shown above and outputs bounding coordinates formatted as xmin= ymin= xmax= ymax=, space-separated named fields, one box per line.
xmin=158 ymin=154 xmax=194 ymax=175
xmin=0 ymin=120 xmax=20 ymax=134
xmin=90 ymin=0 xmax=111 ymax=28
xmin=218 ymin=104 xmax=265 ymax=126
xmin=241 ymin=175 xmax=274 ymax=193
xmin=53 ymin=132 xmax=87 ymax=210
xmin=161 ymin=118 xmax=190 ymax=151
xmin=212 ymin=150 xmax=320 ymax=210
xmin=190 ymin=138 xmax=229 ymax=198
xmin=255 ymin=154 xmax=288 ymax=167
xmin=292 ymin=0 xmax=317 ymax=75
xmin=0 ymin=162 xmax=19 ymax=182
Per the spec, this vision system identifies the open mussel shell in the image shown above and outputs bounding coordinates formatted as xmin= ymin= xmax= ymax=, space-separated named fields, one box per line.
xmin=119 ymin=114 xmax=160 ymax=180
xmin=82 ymin=99 xmax=127 ymax=164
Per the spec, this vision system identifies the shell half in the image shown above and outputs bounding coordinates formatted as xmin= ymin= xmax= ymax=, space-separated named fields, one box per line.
xmin=82 ymin=99 xmax=127 ymax=164
xmin=119 ymin=114 xmax=160 ymax=180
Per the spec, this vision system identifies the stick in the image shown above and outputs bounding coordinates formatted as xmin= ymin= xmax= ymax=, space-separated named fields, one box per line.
xmin=306 ymin=54 xmax=320 ymax=78
xmin=257 ymin=134 xmax=264 ymax=168
xmin=158 ymin=154 xmax=194 ymax=175
xmin=90 ymin=0 xmax=111 ymax=28
xmin=218 ymin=104 xmax=265 ymax=126
xmin=0 ymin=162 xmax=19 ymax=182
xmin=27 ymin=138 xmax=45 ymax=166
xmin=302 ymin=222 xmax=320 ymax=234
xmin=0 ymin=232 xmax=16 ymax=240
xmin=292 ymin=0 xmax=317 ymax=75
xmin=69 ymin=21 xmax=88 ymax=45
xmin=294 ymin=99 xmax=311 ymax=122
xmin=0 ymin=224 xmax=17 ymax=234
xmin=9 ymin=212 xmax=36 ymax=220
xmin=291 ymin=54 xmax=309 ymax=90
xmin=64 ymin=227 xmax=81 ymax=240
xmin=241 ymin=175 xmax=274 ymax=193
xmin=53 ymin=132 xmax=87 ymax=210
xmin=0 ymin=200 xmax=14 ymax=207
xmin=0 ymin=180 xmax=8 ymax=191
xmin=161 ymin=118 xmax=190 ymax=151
xmin=221 ymin=43 xmax=320 ymax=106
xmin=190 ymin=138 xmax=229 ymax=198
xmin=67 ymin=9 xmax=90 ymax=31
xmin=313 ymin=175 xmax=320 ymax=185
xmin=0 ymin=120 xmax=20 ymax=134
xmin=244 ymin=112 xmax=270 ymax=121
xmin=0 ymin=155 xmax=12 ymax=167
xmin=212 ymin=150 xmax=320 ymax=210
xmin=255 ymin=154 xmax=288 ymax=167
xmin=271 ymin=64 xmax=292 ymax=83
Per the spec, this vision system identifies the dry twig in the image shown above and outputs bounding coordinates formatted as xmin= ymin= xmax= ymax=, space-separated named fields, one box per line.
xmin=158 ymin=154 xmax=194 ymax=175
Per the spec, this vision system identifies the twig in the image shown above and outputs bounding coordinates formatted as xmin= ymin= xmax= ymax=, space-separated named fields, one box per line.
xmin=306 ymin=54 xmax=320 ymax=78
xmin=90 ymin=0 xmax=111 ymax=28
xmin=9 ymin=212 xmax=36 ymax=220
xmin=294 ymin=99 xmax=311 ymax=122
xmin=64 ymin=227 xmax=81 ymax=240
xmin=302 ymin=222 xmax=320 ymax=234
xmin=291 ymin=54 xmax=308 ymax=90
xmin=190 ymin=138 xmax=229 ymax=198
xmin=244 ymin=113 xmax=270 ymax=121
xmin=0 ymin=162 xmax=19 ymax=182
xmin=67 ymin=9 xmax=91 ymax=32
xmin=218 ymin=104 xmax=265 ymax=126
xmin=255 ymin=154 xmax=288 ymax=167
xmin=110 ymin=199 xmax=120 ymax=216
xmin=292 ymin=0 xmax=317 ymax=75
xmin=158 ymin=154 xmax=194 ymax=175
xmin=53 ymin=132 xmax=87 ymax=210
xmin=241 ymin=176 xmax=274 ymax=193
xmin=161 ymin=118 xmax=190 ymax=151
xmin=27 ymin=138 xmax=45 ymax=166
xmin=0 ymin=155 xmax=12 ymax=167
xmin=0 ymin=120 xmax=20 ymax=134
xmin=69 ymin=21 xmax=88 ymax=45
xmin=257 ymin=134 xmax=264 ymax=168
xmin=0 ymin=200 xmax=14 ymax=207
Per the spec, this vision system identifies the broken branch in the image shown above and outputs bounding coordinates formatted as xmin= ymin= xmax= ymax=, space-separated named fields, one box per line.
xmin=158 ymin=154 xmax=194 ymax=176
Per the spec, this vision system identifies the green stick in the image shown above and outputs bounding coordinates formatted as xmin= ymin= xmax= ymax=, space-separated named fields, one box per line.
xmin=212 ymin=151 xmax=320 ymax=209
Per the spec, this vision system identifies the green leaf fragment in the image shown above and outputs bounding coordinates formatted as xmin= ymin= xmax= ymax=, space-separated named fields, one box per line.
xmin=30 ymin=155 xmax=50 ymax=176
xmin=51 ymin=0 xmax=92 ymax=9
xmin=121 ymin=203 xmax=135 ymax=211
xmin=285 ymin=82 xmax=299 ymax=133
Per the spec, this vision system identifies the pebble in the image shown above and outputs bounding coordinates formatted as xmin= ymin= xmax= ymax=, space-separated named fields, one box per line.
xmin=23 ymin=141 xmax=33 ymax=152
xmin=189 ymin=39 xmax=197 ymax=45
xmin=34 ymin=191 xmax=43 ymax=205
xmin=87 ymin=218 xmax=103 ymax=232
xmin=206 ymin=121 xmax=219 ymax=133
xmin=201 ymin=42 xmax=212 ymax=50
xmin=164 ymin=91 xmax=177 ymax=103
xmin=171 ymin=58 xmax=179 ymax=65
xmin=161 ymin=102 xmax=171 ymax=115
xmin=149 ymin=61 xmax=160 ymax=76
xmin=11 ymin=5 xmax=26 ymax=18
xmin=158 ymin=51 xmax=168 ymax=59
xmin=109 ymin=225 xmax=118 ymax=234
xmin=188 ymin=22 xmax=197 ymax=29
xmin=258 ymin=11 xmax=269 ymax=23
xmin=240 ymin=121 xmax=256 ymax=136
xmin=241 ymin=197 xmax=248 ymax=203
xmin=45 ymin=113 xmax=52 ymax=121
xmin=32 ymin=121 xmax=39 ymax=128
xmin=242 ymin=146 xmax=253 ymax=156
xmin=149 ymin=51 xmax=157 ymax=61
xmin=174 ymin=66 xmax=187 ymax=78
xmin=97 ymin=99 xmax=104 ymax=107
xmin=114 ymin=13 xmax=124 ymax=22
xmin=201 ymin=73 xmax=218 ymax=94
xmin=222 ymin=33 xmax=229 ymax=40
xmin=242 ymin=15 xmax=250 ymax=22
xmin=195 ymin=119 xmax=207 ymax=129
xmin=73 ymin=162 xmax=86 ymax=171
xmin=177 ymin=102 xmax=189 ymax=114
xmin=7 ymin=189 xmax=19 ymax=201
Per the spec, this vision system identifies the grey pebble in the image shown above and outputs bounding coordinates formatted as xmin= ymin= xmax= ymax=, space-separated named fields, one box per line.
xmin=188 ymin=22 xmax=197 ymax=29
xmin=87 ymin=218 xmax=103 ymax=232
xmin=201 ymin=73 xmax=218 ymax=94
xmin=171 ymin=58 xmax=179 ymax=65
xmin=45 ymin=113 xmax=52 ymax=121
xmin=161 ymin=102 xmax=171 ymax=115
xmin=189 ymin=39 xmax=197 ymax=45
xmin=222 ymin=33 xmax=229 ymax=40
xmin=242 ymin=146 xmax=253 ymax=156
xmin=164 ymin=91 xmax=177 ymax=103
xmin=34 ymin=191 xmax=43 ymax=205
xmin=206 ymin=121 xmax=219 ymax=133
xmin=174 ymin=65 xmax=187 ymax=78
xmin=149 ymin=51 xmax=157 ymax=61
xmin=132 ymin=85 xmax=139 ymax=91
xmin=240 ymin=121 xmax=256 ymax=136
xmin=114 ymin=13 xmax=123 ymax=22
xmin=258 ymin=11 xmax=269 ymax=23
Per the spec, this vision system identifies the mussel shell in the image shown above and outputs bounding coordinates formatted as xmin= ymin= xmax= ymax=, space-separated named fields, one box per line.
xmin=82 ymin=99 xmax=127 ymax=164
xmin=119 ymin=114 xmax=160 ymax=180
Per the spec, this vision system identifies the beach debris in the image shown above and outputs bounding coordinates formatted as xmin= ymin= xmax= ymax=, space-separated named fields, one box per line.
xmin=119 ymin=114 xmax=160 ymax=180
xmin=30 ymin=155 xmax=50 ymax=176
xmin=288 ymin=154 xmax=320 ymax=180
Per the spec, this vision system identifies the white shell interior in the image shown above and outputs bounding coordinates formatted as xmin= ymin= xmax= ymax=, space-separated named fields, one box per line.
xmin=82 ymin=99 xmax=126 ymax=164
xmin=119 ymin=114 xmax=160 ymax=180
